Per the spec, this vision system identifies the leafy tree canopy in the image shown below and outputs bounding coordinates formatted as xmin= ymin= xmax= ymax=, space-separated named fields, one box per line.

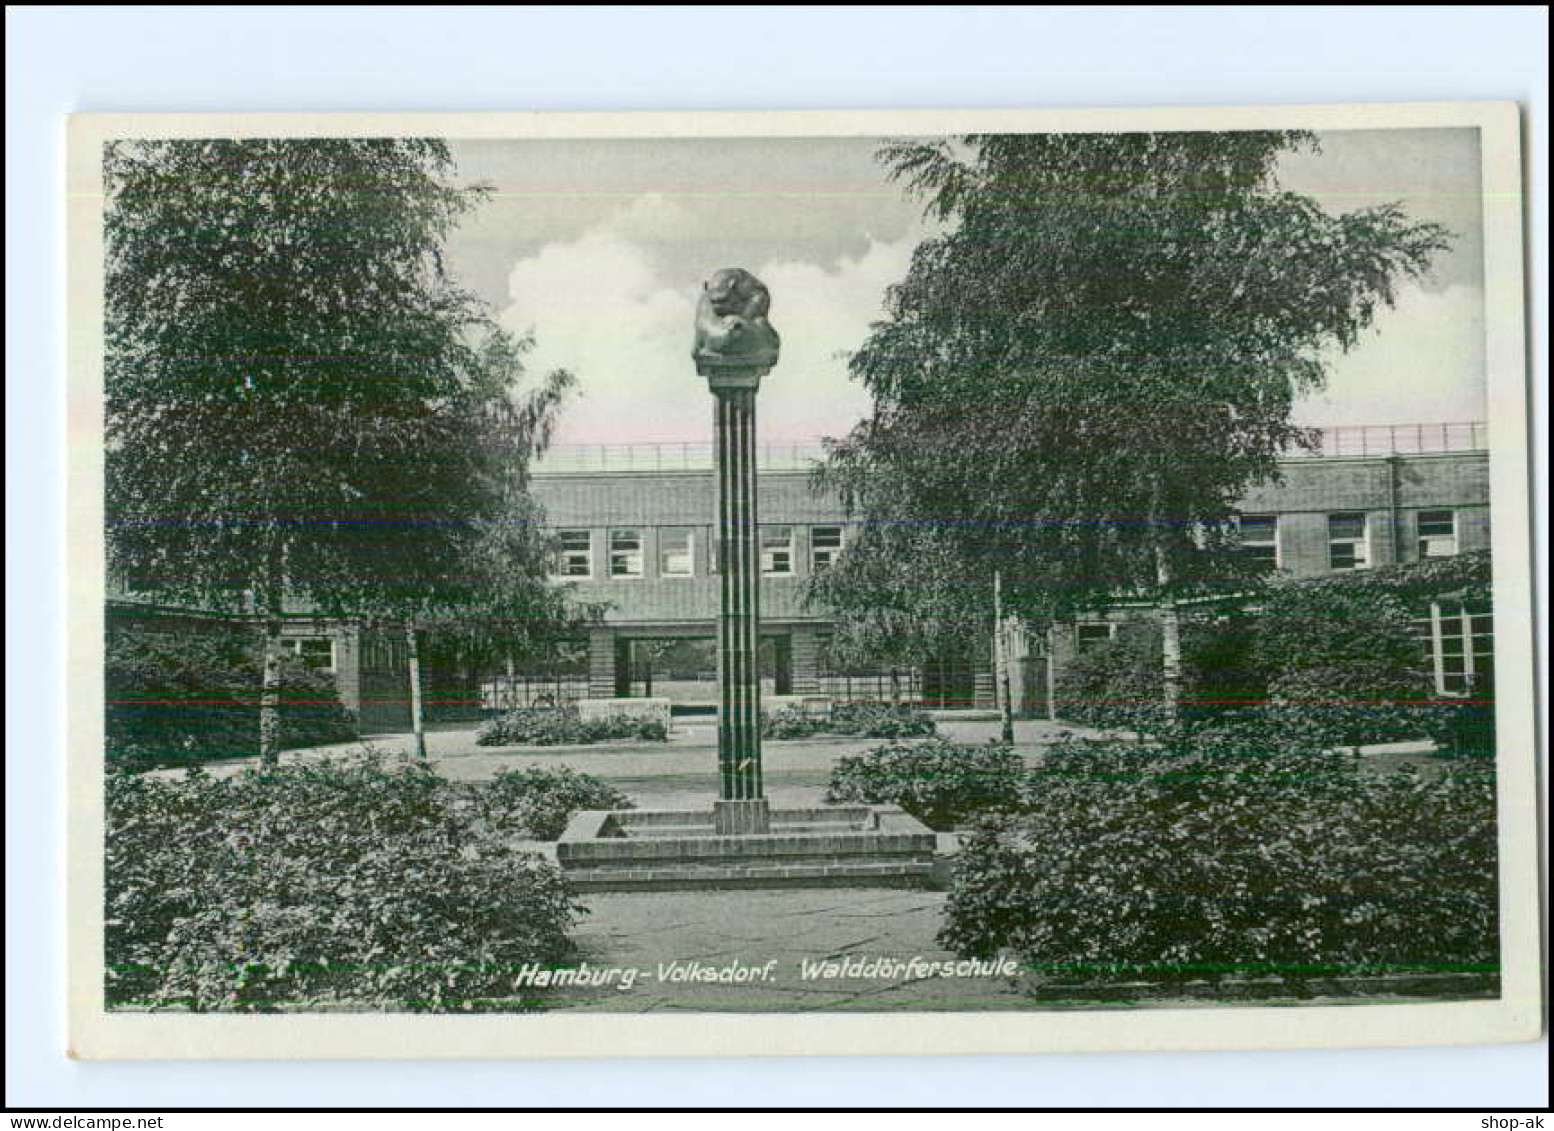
xmin=815 ymin=131 xmax=1450 ymax=633
xmin=105 ymin=138 xmax=571 ymax=628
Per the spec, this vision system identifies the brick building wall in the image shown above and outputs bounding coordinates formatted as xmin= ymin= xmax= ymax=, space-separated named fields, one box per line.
xmin=106 ymin=439 xmax=1494 ymax=729
xmin=1235 ymin=452 xmax=1490 ymax=577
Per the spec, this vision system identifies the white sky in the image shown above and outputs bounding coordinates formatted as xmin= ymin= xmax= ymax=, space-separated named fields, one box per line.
xmin=444 ymin=129 xmax=1486 ymax=447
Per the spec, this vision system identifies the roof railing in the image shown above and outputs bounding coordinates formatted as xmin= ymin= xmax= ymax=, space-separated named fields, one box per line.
xmin=530 ymin=422 xmax=1488 ymax=474
xmin=533 ymin=441 xmax=829 ymax=474
xmin=1293 ymin=421 xmax=1488 ymax=459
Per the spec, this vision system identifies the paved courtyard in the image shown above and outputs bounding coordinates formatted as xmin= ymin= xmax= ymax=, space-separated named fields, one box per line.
xmin=156 ymin=719 xmax=1067 ymax=1011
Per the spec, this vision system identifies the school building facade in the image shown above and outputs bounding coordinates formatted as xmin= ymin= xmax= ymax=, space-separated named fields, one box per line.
xmin=107 ymin=422 xmax=1492 ymax=732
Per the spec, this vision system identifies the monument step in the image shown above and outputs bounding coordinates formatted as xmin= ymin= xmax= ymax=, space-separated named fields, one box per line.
xmin=623 ymin=821 xmax=881 ymax=839
xmin=562 ymin=858 xmax=935 ymax=892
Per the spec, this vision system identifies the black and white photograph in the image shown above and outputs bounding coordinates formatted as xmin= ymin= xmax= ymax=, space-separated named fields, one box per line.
xmin=61 ymin=101 xmax=1538 ymax=1062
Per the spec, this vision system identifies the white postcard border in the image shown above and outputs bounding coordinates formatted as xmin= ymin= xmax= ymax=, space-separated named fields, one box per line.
xmin=65 ymin=100 xmax=1541 ymax=1060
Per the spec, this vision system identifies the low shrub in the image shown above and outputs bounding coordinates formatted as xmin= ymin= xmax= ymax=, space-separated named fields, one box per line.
xmin=760 ymin=705 xmax=827 ymax=740
xmin=476 ymin=705 xmax=667 ymax=747
xmin=825 ymin=738 xmax=1026 ymax=830
xmin=105 ymin=753 xmax=582 ymax=1012
xmin=759 ymin=700 xmax=938 ymax=741
xmin=474 ymin=766 xmax=635 ymax=840
xmin=106 ymin=628 xmax=357 ymax=769
xmin=940 ymin=727 xmax=1499 ymax=996
xmin=1427 ymin=671 xmax=1497 ymax=760
xmin=829 ymin=700 xmax=938 ymax=739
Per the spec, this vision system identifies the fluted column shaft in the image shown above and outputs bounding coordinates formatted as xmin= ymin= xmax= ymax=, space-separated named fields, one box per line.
xmin=715 ymin=387 xmax=763 ymax=802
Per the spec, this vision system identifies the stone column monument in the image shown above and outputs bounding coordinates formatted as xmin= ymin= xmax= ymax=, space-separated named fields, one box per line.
xmin=693 ymin=268 xmax=781 ymax=835
xmin=555 ymin=269 xmax=933 ymax=890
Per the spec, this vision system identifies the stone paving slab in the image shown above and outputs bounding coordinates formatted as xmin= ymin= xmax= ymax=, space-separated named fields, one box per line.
xmin=546 ymin=887 xmax=1034 ymax=1012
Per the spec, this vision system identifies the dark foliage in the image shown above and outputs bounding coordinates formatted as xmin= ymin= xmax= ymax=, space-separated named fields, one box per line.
xmin=106 ymin=628 xmax=356 ymax=768
xmin=760 ymin=705 xmax=830 ymax=740
xmin=761 ymin=700 xmax=938 ymax=740
xmin=105 ymin=754 xmax=582 ymax=1012
xmin=104 ymin=139 xmax=580 ymax=762
xmin=470 ymin=767 xmax=635 ymax=840
xmin=825 ymin=738 xmax=1026 ymax=830
xmin=830 ymin=699 xmax=939 ymax=738
xmin=815 ymin=132 xmax=1450 ymax=646
xmin=1253 ymin=581 xmax=1444 ymax=747
xmin=1056 ymin=617 xmax=1265 ymax=734
xmin=475 ymin=705 xmax=668 ymax=747
xmin=941 ymin=727 xmax=1498 ymax=995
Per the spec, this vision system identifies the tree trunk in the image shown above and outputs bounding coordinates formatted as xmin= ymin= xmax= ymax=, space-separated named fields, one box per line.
xmin=1045 ymin=625 xmax=1058 ymax=722
xmin=1155 ymin=545 xmax=1183 ymax=728
xmin=406 ymin=618 xmax=427 ymax=759
xmin=257 ymin=584 xmax=284 ymax=768
xmin=889 ymin=667 xmax=901 ymax=705
xmin=1149 ymin=470 xmax=1183 ymax=730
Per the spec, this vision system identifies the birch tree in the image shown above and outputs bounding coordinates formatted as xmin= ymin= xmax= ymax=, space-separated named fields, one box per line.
xmin=105 ymin=139 xmax=571 ymax=763
xmin=820 ymin=131 xmax=1449 ymax=723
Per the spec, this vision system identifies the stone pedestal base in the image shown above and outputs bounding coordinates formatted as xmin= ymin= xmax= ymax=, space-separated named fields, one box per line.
xmin=556 ymin=805 xmax=937 ymax=891
xmin=713 ymin=798 xmax=771 ymax=835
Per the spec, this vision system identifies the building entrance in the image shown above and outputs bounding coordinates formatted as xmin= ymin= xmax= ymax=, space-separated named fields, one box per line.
xmin=616 ymin=636 xmax=791 ymax=706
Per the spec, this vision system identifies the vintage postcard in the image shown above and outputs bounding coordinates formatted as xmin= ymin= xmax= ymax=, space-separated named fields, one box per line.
xmin=66 ymin=102 xmax=1541 ymax=1059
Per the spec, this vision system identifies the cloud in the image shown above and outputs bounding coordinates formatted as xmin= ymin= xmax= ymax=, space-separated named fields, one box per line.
xmin=500 ymin=198 xmax=916 ymax=446
xmin=1296 ymin=283 xmax=1486 ymax=427
xmin=502 ymin=195 xmax=1483 ymax=449
xmin=751 ymin=238 xmax=915 ymax=441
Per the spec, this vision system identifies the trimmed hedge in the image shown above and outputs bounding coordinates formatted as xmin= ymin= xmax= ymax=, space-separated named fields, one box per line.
xmin=476 ymin=705 xmax=667 ymax=746
xmin=105 ymin=754 xmax=582 ymax=1012
xmin=825 ymin=738 xmax=1026 ymax=830
xmin=106 ymin=628 xmax=357 ymax=769
xmin=940 ymin=726 xmax=1499 ymax=996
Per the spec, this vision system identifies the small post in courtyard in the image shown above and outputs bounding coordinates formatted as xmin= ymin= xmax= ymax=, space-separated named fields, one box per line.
xmin=693 ymin=268 xmax=781 ymax=835
xmin=993 ymin=569 xmax=1015 ymax=745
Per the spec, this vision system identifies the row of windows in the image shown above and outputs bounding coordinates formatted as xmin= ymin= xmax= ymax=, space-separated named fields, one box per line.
xmin=1237 ymin=508 xmax=1460 ymax=572
xmin=555 ymin=525 xmax=846 ymax=579
xmin=559 ymin=512 xmax=1463 ymax=581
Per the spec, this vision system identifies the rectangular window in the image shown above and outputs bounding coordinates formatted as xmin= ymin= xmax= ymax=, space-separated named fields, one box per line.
xmin=761 ymin=526 xmax=794 ymax=575
xmin=811 ymin=526 xmax=844 ymax=573
xmin=556 ymin=530 xmax=592 ymax=577
xmin=609 ymin=528 xmax=644 ymax=578
xmin=1076 ymin=623 xmax=1116 ymax=652
xmin=1417 ymin=509 xmax=1458 ymax=558
xmin=659 ymin=527 xmax=694 ymax=577
xmin=1328 ymin=512 xmax=1370 ymax=570
xmin=1237 ymin=514 xmax=1280 ymax=570
xmin=282 ymin=636 xmax=336 ymax=672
